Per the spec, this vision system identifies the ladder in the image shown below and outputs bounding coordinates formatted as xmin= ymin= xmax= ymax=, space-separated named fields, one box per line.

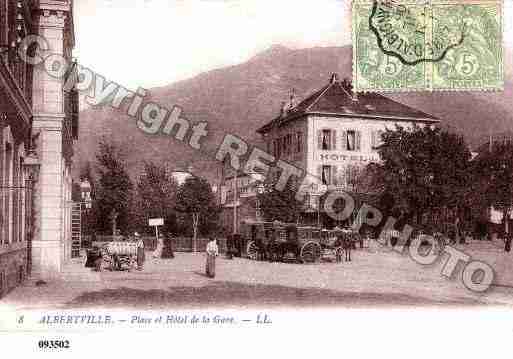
xmin=71 ymin=202 xmax=82 ymax=258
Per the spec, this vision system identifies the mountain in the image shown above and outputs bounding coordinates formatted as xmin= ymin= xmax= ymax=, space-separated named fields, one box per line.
xmin=76 ymin=45 xmax=513 ymax=182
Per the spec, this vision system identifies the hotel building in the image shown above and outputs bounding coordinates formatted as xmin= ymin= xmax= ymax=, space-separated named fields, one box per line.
xmin=220 ymin=74 xmax=439 ymax=231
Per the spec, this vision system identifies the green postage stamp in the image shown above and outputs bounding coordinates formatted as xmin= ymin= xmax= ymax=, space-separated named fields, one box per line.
xmin=352 ymin=0 xmax=504 ymax=92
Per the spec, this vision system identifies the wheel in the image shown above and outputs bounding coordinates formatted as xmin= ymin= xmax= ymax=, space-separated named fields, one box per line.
xmin=300 ymin=242 xmax=321 ymax=263
xmin=246 ymin=241 xmax=259 ymax=260
xmin=335 ymin=247 xmax=343 ymax=263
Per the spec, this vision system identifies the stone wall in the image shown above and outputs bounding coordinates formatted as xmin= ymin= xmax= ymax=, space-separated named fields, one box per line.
xmin=0 ymin=248 xmax=27 ymax=299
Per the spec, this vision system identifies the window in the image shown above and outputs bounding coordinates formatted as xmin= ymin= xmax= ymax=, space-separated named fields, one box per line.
xmin=276 ymin=138 xmax=281 ymax=157
xmin=347 ymin=130 xmax=356 ymax=151
xmin=255 ymin=199 xmax=262 ymax=219
xmin=283 ymin=134 xmax=292 ymax=156
xmin=296 ymin=132 xmax=303 ymax=153
xmin=12 ymin=151 xmax=18 ymax=243
xmin=321 ymin=165 xmax=331 ymax=185
xmin=318 ymin=129 xmax=337 ymax=151
xmin=4 ymin=142 xmax=12 ymax=245
xmin=346 ymin=130 xmax=361 ymax=151
xmin=322 ymin=130 xmax=331 ymax=150
xmin=372 ymin=130 xmax=384 ymax=150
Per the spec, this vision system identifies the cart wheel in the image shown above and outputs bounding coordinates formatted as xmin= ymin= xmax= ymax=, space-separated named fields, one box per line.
xmin=335 ymin=247 xmax=343 ymax=263
xmin=300 ymin=242 xmax=321 ymax=263
xmin=246 ymin=241 xmax=259 ymax=260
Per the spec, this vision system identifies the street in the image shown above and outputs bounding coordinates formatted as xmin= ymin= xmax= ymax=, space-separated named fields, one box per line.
xmin=3 ymin=241 xmax=513 ymax=310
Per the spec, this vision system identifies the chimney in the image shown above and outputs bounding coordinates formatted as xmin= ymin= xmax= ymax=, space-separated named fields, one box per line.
xmin=280 ymin=101 xmax=288 ymax=118
xmin=330 ymin=73 xmax=339 ymax=84
xmin=341 ymin=77 xmax=358 ymax=102
xmin=289 ymin=88 xmax=296 ymax=109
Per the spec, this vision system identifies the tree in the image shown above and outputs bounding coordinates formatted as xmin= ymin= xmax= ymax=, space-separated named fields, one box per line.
xmin=372 ymin=125 xmax=472 ymax=231
xmin=257 ymin=177 xmax=303 ymax=223
xmin=94 ymin=138 xmax=134 ymax=234
xmin=80 ymin=161 xmax=94 ymax=185
xmin=175 ymin=176 xmax=219 ymax=251
xmin=134 ymin=161 xmax=178 ymax=235
xmin=472 ymin=141 xmax=513 ymax=235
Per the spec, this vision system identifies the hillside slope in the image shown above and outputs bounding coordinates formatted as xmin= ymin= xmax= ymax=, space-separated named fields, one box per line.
xmin=76 ymin=45 xmax=513 ymax=182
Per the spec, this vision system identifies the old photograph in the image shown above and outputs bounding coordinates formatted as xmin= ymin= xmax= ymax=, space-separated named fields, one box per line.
xmin=0 ymin=0 xmax=512 ymax=357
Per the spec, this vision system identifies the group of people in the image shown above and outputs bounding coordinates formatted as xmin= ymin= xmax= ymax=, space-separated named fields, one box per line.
xmin=86 ymin=231 xmax=221 ymax=278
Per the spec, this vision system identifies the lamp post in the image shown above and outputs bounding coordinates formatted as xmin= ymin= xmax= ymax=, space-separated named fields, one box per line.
xmin=23 ymin=150 xmax=41 ymax=276
xmin=233 ymin=170 xmax=238 ymax=235
xmin=80 ymin=179 xmax=92 ymax=209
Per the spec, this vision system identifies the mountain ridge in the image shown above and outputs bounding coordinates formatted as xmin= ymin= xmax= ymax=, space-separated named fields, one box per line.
xmin=76 ymin=45 xmax=513 ymax=182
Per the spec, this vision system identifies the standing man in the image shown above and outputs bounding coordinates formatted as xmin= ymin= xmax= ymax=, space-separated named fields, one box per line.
xmin=344 ymin=233 xmax=352 ymax=262
xmin=505 ymin=233 xmax=512 ymax=253
xmin=135 ymin=232 xmax=145 ymax=271
xmin=206 ymin=238 xmax=219 ymax=278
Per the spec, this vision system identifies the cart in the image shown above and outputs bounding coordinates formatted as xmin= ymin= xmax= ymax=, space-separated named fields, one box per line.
xmin=101 ymin=241 xmax=138 ymax=271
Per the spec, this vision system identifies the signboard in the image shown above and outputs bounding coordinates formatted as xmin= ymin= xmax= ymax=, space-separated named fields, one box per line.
xmin=319 ymin=153 xmax=379 ymax=163
xmin=149 ymin=218 xmax=164 ymax=226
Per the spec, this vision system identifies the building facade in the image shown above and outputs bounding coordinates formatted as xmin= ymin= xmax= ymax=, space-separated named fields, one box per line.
xmin=0 ymin=0 xmax=78 ymax=296
xmin=220 ymin=74 xmax=439 ymax=232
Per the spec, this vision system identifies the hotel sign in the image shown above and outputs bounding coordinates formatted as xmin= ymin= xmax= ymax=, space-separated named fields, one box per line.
xmin=319 ymin=153 xmax=379 ymax=163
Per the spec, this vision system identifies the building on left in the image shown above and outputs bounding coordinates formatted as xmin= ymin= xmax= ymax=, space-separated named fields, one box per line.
xmin=0 ymin=0 xmax=79 ymax=297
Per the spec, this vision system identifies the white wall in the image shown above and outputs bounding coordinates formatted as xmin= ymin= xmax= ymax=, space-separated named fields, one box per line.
xmin=307 ymin=115 xmax=420 ymax=186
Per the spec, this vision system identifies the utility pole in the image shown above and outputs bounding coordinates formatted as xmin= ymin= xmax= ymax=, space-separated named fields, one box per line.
xmin=233 ymin=170 xmax=238 ymax=234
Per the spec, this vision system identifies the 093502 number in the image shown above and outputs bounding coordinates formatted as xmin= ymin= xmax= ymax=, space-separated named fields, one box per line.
xmin=38 ymin=340 xmax=70 ymax=350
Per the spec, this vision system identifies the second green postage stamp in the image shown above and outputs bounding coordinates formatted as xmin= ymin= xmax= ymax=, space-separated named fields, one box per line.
xmin=352 ymin=0 xmax=504 ymax=92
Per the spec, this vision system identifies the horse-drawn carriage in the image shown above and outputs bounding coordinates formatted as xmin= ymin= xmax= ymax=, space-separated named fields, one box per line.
xmin=319 ymin=227 xmax=362 ymax=261
xmin=319 ymin=229 xmax=344 ymax=262
xmin=241 ymin=221 xmax=362 ymax=263
xmin=242 ymin=221 xmax=322 ymax=263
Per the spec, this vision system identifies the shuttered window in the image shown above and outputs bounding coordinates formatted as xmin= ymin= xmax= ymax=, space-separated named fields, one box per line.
xmin=285 ymin=134 xmax=293 ymax=155
xmin=318 ymin=129 xmax=334 ymax=151
xmin=321 ymin=165 xmax=331 ymax=185
xmin=347 ymin=130 xmax=356 ymax=151
xmin=346 ymin=130 xmax=361 ymax=151
xmin=372 ymin=130 xmax=384 ymax=149
xmin=340 ymin=130 xmax=347 ymax=150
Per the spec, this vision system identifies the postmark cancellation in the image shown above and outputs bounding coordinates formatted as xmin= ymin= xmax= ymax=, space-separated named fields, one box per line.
xmin=352 ymin=0 xmax=504 ymax=92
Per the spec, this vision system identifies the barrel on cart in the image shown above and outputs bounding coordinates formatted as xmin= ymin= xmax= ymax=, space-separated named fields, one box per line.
xmin=101 ymin=241 xmax=138 ymax=271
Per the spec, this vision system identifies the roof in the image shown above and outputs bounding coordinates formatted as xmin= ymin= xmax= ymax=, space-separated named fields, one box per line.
xmin=257 ymin=78 xmax=440 ymax=134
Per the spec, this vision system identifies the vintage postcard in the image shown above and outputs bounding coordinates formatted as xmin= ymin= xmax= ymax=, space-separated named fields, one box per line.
xmin=0 ymin=0 xmax=512 ymax=357
xmin=353 ymin=0 xmax=505 ymax=92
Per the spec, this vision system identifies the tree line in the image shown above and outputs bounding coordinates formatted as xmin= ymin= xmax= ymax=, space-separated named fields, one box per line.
xmin=257 ymin=125 xmax=513 ymax=239
xmin=76 ymin=138 xmax=220 ymax=239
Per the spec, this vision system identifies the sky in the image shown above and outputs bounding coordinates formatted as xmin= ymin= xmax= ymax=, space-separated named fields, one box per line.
xmin=74 ymin=0 xmax=513 ymax=91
